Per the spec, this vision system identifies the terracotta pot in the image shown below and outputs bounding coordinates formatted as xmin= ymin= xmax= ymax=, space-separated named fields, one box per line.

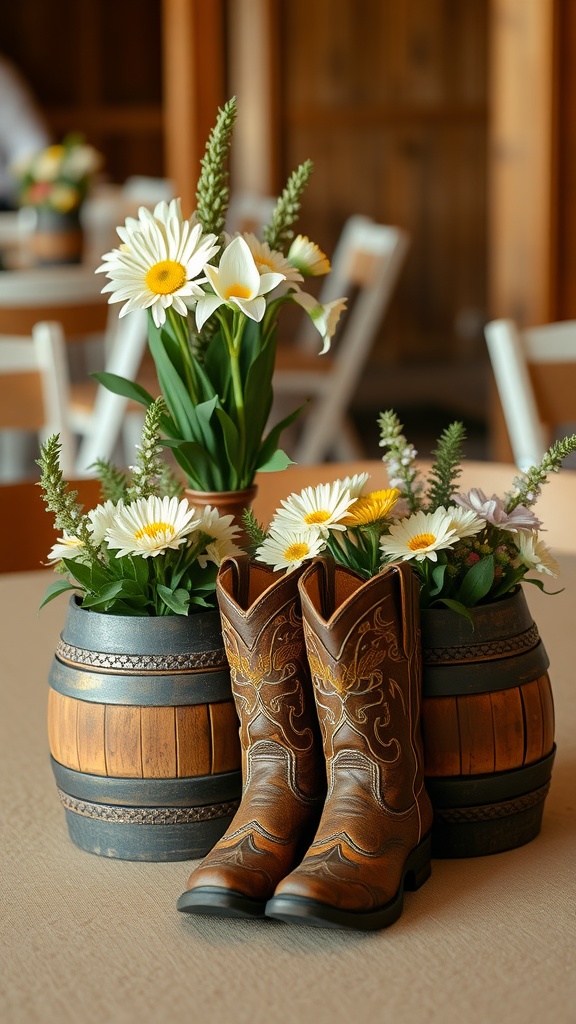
xmin=420 ymin=588 xmax=555 ymax=858
xmin=185 ymin=485 xmax=258 ymax=549
xmin=29 ymin=207 xmax=84 ymax=265
xmin=48 ymin=597 xmax=241 ymax=861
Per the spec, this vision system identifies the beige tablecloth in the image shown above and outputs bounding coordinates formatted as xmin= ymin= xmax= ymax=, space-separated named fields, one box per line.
xmin=1 ymin=499 xmax=575 ymax=1024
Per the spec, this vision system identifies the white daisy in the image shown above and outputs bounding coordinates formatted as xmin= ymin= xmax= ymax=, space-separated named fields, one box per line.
xmin=256 ymin=526 xmax=325 ymax=573
xmin=440 ymin=504 xmax=485 ymax=539
xmin=190 ymin=506 xmax=242 ymax=567
xmin=287 ymin=235 xmax=331 ymax=276
xmin=380 ymin=508 xmax=459 ymax=563
xmin=290 ymin=290 xmax=347 ymax=354
xmin=87 ymin=499 xmax=124 ymax=547
xmin=96 ymin=198 xmax=220 ymax=328
xmin=272 ymin=480 xmax=356 ymax=538
xmin=341 ymin=472 xmax=371 ymax=498
xmin=513 ymin=531 xmax=560 ymax=577
xmin=195 ymin=236 xmax=286 ymax=330
xmin=47 ymin=533 xmax=84 ymax=563
xmin=105 ymin=495 xmax=199 ymax=558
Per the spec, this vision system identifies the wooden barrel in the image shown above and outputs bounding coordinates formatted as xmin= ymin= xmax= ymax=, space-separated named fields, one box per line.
xmin=420 ymin=588 xmax=555 ymax=858
xmin=48 ymin=598 xmax=241 ymax=861
xmin=30 ymin=208 xmax=84 ymax=265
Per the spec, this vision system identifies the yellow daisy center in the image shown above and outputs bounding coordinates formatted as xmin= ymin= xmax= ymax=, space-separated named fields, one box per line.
xmin=134 ymin=521 xmax=175 ymax=541
xmin=304 ymin=510 xmax=331 ymax=525
xmin=408 ymin=532 xmax=437 ymax=551
xmin=284 ymin=542 xmax=310 ymax=562
xmin=225 ymin=282 xmax=252 ymax=300
xmin=255 ymin=255 xmax=275 ymax=272
xmin=145 ymin=260 xmax=186 ymax=295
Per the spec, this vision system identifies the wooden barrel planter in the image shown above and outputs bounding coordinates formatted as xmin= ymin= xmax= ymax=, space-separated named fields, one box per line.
xmin=30 ymin=207 xmax=84 ymax=265
xmin=48 ymin=598 xmax=241 ymax=861
xmin=420 ymin=587 xmax=555 ymax=858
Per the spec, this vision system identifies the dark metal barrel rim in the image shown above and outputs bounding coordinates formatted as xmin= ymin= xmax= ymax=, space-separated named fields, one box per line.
xmin=55 ymin=639 xmax=227 ymax=673
xmin=425 ymin=746 xmax=556 ymax=807
xmin=57 ymin=788 xmax=241 ymax=824
xmin=432 ymin=781 xmax=550 ymax=824
xmin=50 ymin=758 xmax=242 ymax=806
xmin=422 ymin=622 xmax=540 ymax=665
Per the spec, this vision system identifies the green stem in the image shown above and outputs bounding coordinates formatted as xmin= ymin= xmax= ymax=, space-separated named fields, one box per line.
xmin=218 ymin=309 xmax=248 ymax=474
xmin=166 ymin=307 xmax=198 ymax=403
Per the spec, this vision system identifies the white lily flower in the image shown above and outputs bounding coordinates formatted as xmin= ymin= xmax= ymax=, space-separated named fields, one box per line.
xmin=290 ymin=290 xmax=347 ymax=355
xmin=196 ymin=236 xmax=286 ymax=330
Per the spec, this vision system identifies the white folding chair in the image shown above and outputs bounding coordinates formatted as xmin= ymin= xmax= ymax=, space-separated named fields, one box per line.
xmin=273 ymin=215 xmax=410 ymax=463
xmin=484 ymin=318 xmax=576 ymax=470
xmin=0 ymin=320 xmax=75 ymax=479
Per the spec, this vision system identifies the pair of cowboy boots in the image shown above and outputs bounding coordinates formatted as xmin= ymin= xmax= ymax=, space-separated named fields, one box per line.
xmin=176 ymin=554 xmax=433 ymax=931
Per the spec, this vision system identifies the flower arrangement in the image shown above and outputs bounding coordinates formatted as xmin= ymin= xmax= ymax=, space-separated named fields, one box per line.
xmin=37 ymin=400 xmax=242 ymax=616
xmin=94 ymin=97 xmax=346 ymax=493
xmin=13 ymin=133 xmax=102 ymax=213
xmin=249 ymin=410 xmax=576 ymax=617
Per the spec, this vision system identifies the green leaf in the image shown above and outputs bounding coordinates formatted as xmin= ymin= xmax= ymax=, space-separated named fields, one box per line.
xmin=92 ymin=371 xmax=154 ymax=407
xmin=257 ymin=448 xmax=294 ymax=473
xmin=156 ymin=585 xmax=191 ymax=615
xmin=256 ymin=404 xmax=304 ymax=471
xmin=160 ymin=438 xmax=219 ymax=490
xmin=522 ymin=577 xmax=564 ymax=596
xmin=80 ymin=581 xmax=125 ymax=607
xmin=61 ymin=558 xmax=94 ymax=590
xmin=429 ymin=563 xmax=447 ymax=597
xmin=457 ymin=555 xmax=495 ymax=607
xmin=39 ymin=578 xmax=78 ymax=610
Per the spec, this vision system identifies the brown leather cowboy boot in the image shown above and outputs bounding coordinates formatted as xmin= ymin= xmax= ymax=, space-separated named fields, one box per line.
xmin=177 ymin=554 xmax=325 ymax=919
xmin=265 ymin=558 xmax=433 ymax=930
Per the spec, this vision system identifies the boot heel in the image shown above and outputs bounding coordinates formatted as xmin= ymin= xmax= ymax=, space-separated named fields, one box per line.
xmin=403 ymin=834 xmax=432 ymax=891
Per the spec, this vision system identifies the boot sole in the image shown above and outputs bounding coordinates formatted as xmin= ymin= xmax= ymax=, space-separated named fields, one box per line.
xmin=264 ymin=833 xmax=432 ymax=931
xmin=176 ymin=886 xmax=266 ymax=919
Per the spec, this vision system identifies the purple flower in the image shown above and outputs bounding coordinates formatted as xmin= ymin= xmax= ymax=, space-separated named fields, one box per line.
xmin=454 ymin=488 xmax=542 ymax=533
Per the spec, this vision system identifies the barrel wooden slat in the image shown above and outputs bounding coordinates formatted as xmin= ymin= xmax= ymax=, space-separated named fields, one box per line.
xmin=491 ymin=687 xmax=526 ymax=771
xmin=76 ymin=700 xmax=107 ymax=775
xmin=104 ymin=705 xmax=143 ymax=778
xmin=209 ymin=701 xmax=241 ymax=774
xmin=421 ymin=696 xmax=461 ymax=777
xmin=141 ymin=706 xmax=177 ymax=779
xmin=48 ymin=691 xmax=80 ymax=771
xmin=537 ymin=674 xmax=555 ymax=754
xmin=175 ymin=704 xmax=212 ymax=777
xmin=457 ymin=693 xmax=495 ymax=775
xmin=520 ymin=679 xmax=545 ymax=765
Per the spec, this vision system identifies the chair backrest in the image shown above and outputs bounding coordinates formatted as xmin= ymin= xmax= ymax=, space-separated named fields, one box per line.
xmin=72 ymin=306 xmax=149 ymax=474
xmin=0 ymin=320 xmax=75 ymax=475
xmin=484 ymin=318 xmax=576 ymax=470
xmin=274 ymin=215 xmax=410 ymax=463
xmin=0 ymin=476 xmax=102 ymax=573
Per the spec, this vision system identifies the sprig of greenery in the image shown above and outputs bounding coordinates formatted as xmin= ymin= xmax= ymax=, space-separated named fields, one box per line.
xmin=378 ymin=410 xmax=423 ymax=512
xmin=127 ymin=399 xmax=169 ymax=500
xmin=241 ymin=508 xmax=268 ymax=557
xmin=506 ymin=434 xmax=576 ymax=511
xmin=36 ymin=436 xmax=97 ymax=554
xmin=89 ymin=458 xmax=127 ymax=503
xmin=263 ymin=160 xmax=314 ymax=254
xmin=195 ymin=96 xmax=237 ymax=244
xmin=425 ymin=421 xmax=466 ymax=510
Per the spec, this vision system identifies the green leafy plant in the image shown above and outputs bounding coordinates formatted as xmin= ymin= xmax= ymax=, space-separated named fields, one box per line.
xmin=37 ymin=400 xmax=242 ymax=616
xmin=94 ymin=97 xmax=347 ymax=492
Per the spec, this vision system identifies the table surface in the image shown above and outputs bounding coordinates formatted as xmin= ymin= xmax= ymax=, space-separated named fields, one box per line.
xmin=2 ymin=461 xmax=576 ymax=1024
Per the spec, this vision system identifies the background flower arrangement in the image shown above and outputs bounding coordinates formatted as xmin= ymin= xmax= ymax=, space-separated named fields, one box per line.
xmin=12 ymin=133 xmax=102 ymax=213
xmin=250 ymin=409 xmax=576 ymax=617
xmin=38 ymin=400 xmax=241 ymax=616
xmin=94 ymin=97 xmax=347 ymax=493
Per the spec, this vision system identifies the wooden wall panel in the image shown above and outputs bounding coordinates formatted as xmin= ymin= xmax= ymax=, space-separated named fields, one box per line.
xmin=273 ymin=0 xmax=489 ymax=367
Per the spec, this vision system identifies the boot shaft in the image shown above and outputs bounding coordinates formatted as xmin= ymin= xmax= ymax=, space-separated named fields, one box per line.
xmin=216 ymin=555 xmax=323 ymax=797
xmin=298 ymin=559 xmax=425 ymax=814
